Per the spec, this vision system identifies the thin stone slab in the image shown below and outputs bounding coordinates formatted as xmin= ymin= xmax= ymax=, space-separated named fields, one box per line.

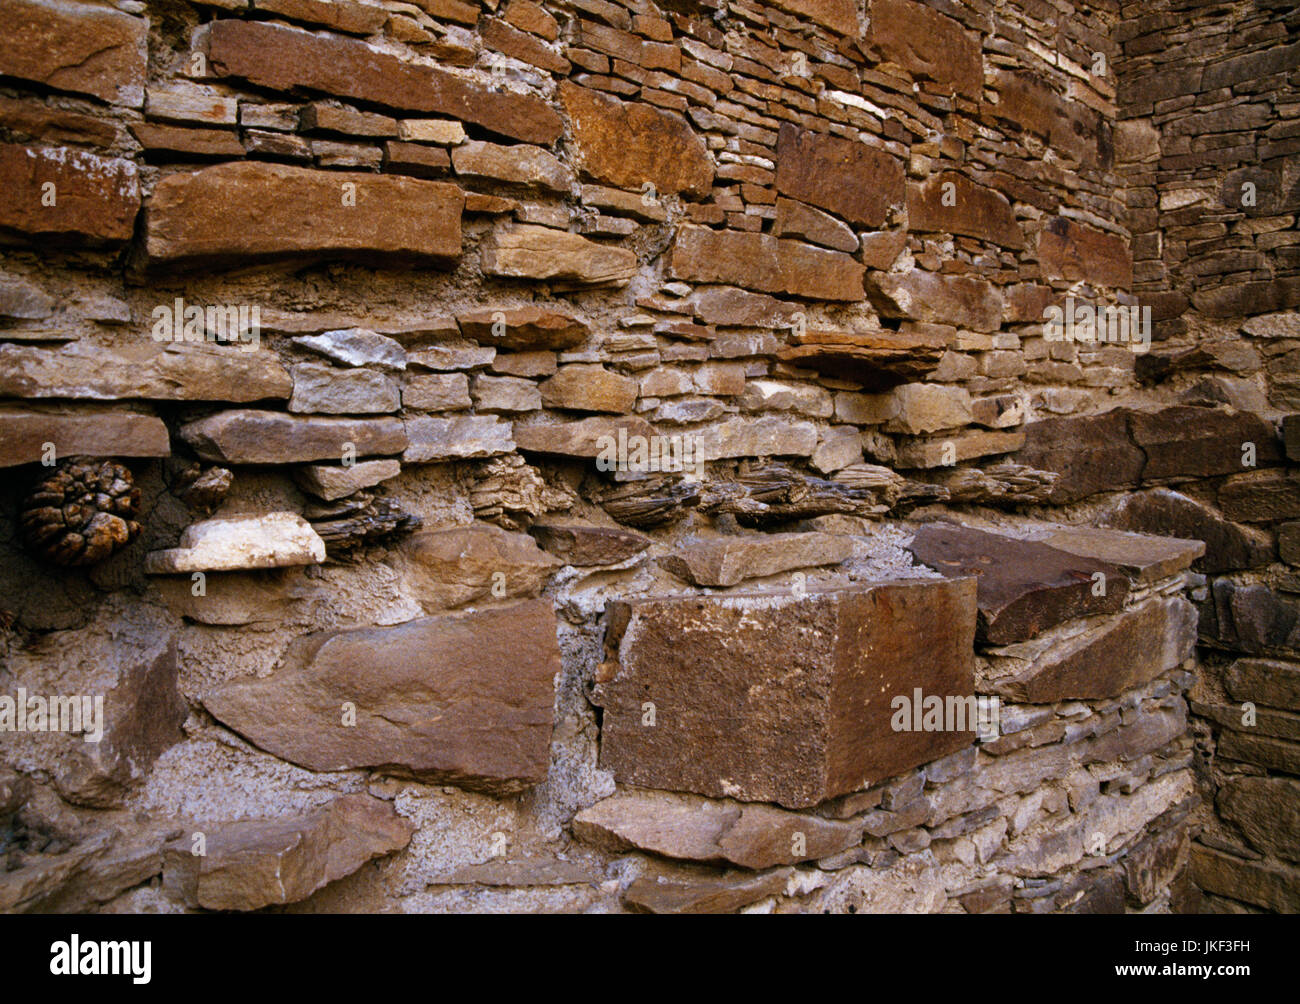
xmin=1038 ymin=526 xmax=1204 ymax=584
xmin=658 ymin=532 xmax=854 ymax=587
xmin=908 ymin=523 xmax=1129 ymax=644
xmin=593 ymin=579 xmax=978 ymax=809
xmin=0 ymin=405 xmax=170 ymax=467
xmin=180 ymin=409 xmax=407 ymax=464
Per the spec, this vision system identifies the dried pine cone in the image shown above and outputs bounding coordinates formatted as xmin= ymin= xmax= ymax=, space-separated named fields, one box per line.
xmin=19 ymin=457 xmax=142 ymax=567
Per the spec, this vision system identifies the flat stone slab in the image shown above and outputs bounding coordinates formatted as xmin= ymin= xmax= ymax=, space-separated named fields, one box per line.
xmin=984 ymin=596 xmax=1197 ymax=703
xmin=1037 ymin=525 xmax=1204 ymax=584
xmin=180 ymin=409 xmax=407 ymax=464
xmin=0 ymin=405 xmax=170 ymax=467
xmin=658 ymin=532 xmax=854 ymax=587
xmin=203 ymin=599 xmax=560 ymax=792
xmin=162 ymin=793 xmax=413 ymax=911
xmin=145 ymin=513 xmax=326 ymax=573
xmin=593 ymin=579 xmax=978 ymax=809
xmin=294 ymin=459 xmax=401 ymax=501
xmin=908 ymin=523 xmax=1129 ymax=644
xmin=573 ymin=790 xmax=863 ymax=869
xmin=528 ymin=521 xmax=651 ymax=566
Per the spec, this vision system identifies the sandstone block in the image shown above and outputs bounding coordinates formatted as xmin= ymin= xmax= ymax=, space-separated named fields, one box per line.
xmin=669 ymin=227 xmax=865 ymax=301
xmin=202 ymin=19 xmax=560 ymax=144
xmin=0 ymin=405 xmax=169 ymax=467
xmin=774 ymin=123 xmax=904 ymax=229
xmin=593 ymin=579 xmax=978 ymax=808
xmin=163 ymin=794 xmax=414 ymax=911
xmin=397 ymin=522 xmax=559 ymax=610
xmin=659 ymin=532 xmax=853 ymax=587
xmin=0 ymin=143 xmax=138 ymax=242
xmin=560 ymin=81 xmax=712 ymax=197
xmin=908 ymin=523 xmax=1129 ymax=644
xmin=147 ymin=162 xmax=462 ymax=265
xmin=1 ymin=0 xmax=146 ymax=107
xmin=180 ymin=410 xmax=406 ymax=464
xmin=203 ymin=600 xmax=560 ymax=791
xmin=481 ymin=224 xmax=636 ymax=285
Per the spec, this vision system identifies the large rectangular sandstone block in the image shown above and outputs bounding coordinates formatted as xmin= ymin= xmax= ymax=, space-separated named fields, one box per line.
xmin=593 ymin=579 xmax=978 ymax=809
xmin=146 ymin=161 xmax=461 ymax=266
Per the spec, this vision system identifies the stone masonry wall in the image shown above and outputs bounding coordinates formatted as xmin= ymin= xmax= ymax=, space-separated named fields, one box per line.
xmin=1116 ymin=0 xmax=1300 ymax=915
xmin=0 ymin=0 xmax=1294 ymax=913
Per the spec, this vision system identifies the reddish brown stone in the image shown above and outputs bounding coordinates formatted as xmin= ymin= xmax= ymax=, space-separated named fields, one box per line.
xmin=1103 ymin=489 xmax=1272 ymax=574
xmin=866 ymin=271 xmax=1003 ymax=332
xmin=907 ymin=172 xmax=1024 ymax=249
xmin=0 ymin=96 xmax=120 ymax=148
xmin=162 ymin=794 xmax=414 ymax=912
xmin=593 ymin=579 xmax=978 ymax=809
xmin=0 ymin=143 xmax=138 ymax=243
xmin=202 ymin=19 xmax=561 ymax=145
xmin=988 ymin=597 xmax=1196 ymax=703
xmin=1 ymin=0 xmax=146 ymax=107
xmin=990 ymin=70 xmax=1103 ymax=167
xmin=868 ymin=0 xmax=983 ymax=100
xmin=668 ymin=227 xmax=865 ymax=302
xmin=0 ymin=405 xmax=170 ymax=468
xmin=457 ymin=306 xmax=589 ymax=351
xmin=1015 ymin=411 xmax=1145 ymax=503
xmin=625 ymin=867 xmax=790 ymax=914
xmin=775 ymin=124 xmax=904 ymax=229
xmin=778 ymin=327 xmax=948 ymax=390
xmin=769 ymin=0 xmax=857 ymax=35
xmin=146 ymin=162 xmax=462 ymax=266
xmin=130 ymin=123 xmax=245 ymax=157
xmin=1038 ymin=216 xmax=1133 ymax=289
xmin=1129 ymin=407 xmax=1282 ymax=481
xmin=560 ymin=81 xmax=713 ymax=197
xmin=203 ymin=600 xmax=560 ymax=792
xmin=908 ymin=524 xmax=1129 ymax=644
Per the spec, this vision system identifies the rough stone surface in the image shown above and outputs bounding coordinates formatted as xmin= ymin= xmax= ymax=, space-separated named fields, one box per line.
xmin=203 ymin=600 xmax=560 ymax=792
xmin=398 ymin=522 xmax=559 ymax=610
xmin=528 ymin=521 xmax=650 ymax=565
xmin=0 ymin=405 xmax=170 ymax=467
xmin=482 ymin=224 xmax=636 ymax=285
xmin=594 ymin=580 xmax=978 ymax=809
xmin=162 ymin=794 xmax=414 ymax=911
xmin=774 ymin=123 xmax=904 ymax=229
xmin=659 ymin=532 xmax=854 ymax=587
xmin=293 ymin=459 xmax=401 ymax=501
xmin=669 ymin=227 xmax=865 ymax=301
xmin=0 ymin=143 xmax=139 ymax=242
xmin=909 ymin=523 xmax=1129 ymax=644
xmin=147 ymin=162 xmax=462 ymax=265
xmin=457 ymin=306 xmax=589 ymax=351
xmin=203 ymin=19 xmax=560 ymax=144
xmin=146 ymin=513 xmax=326 ymax=573
xmin=560 ymin=81 xmax=713 ymax=197
xmin=866 ymin=272 xmax=1003 ymax=332
xmin=573 ymin=791 xmax=862 ymax=868
xmin=180 ymin=410 xmax=407 ymax=464
xmin=1 ymin=0 xmax=147 ymax=107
